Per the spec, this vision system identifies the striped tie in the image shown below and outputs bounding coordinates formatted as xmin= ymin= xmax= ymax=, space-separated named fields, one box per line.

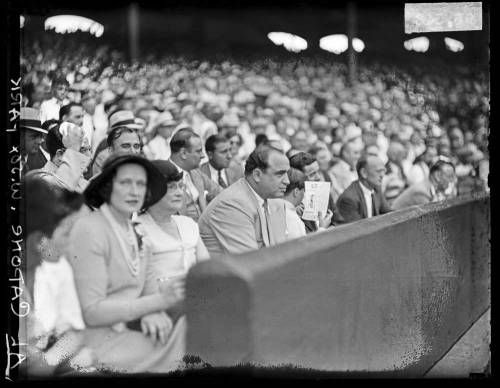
xmin=218 ymin=169 xmax=227 ymax=188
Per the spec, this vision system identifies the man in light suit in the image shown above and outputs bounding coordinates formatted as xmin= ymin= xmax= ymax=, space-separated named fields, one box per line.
xmin=198 ymin=145 xmax=290 ymax=257
xmin=169 ymin=128 xmax=222 ymax=222
xmin=392 ymin=160 xmax=457 ymax=210
xmin=328 ymin=141 xmax=362 ymax=203
xmin=200 ymin=134 xmax=244 ymax=189
xmin=336 ymin=155 xmax=392 ymax=223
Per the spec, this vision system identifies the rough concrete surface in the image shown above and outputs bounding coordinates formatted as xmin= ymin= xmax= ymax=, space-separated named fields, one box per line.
xmin=425 ymin=308 xmax=490 ymax=378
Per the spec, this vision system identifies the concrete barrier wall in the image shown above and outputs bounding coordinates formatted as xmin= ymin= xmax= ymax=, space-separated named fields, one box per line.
xmin=185 ymin=195 xmax=490 ymax=376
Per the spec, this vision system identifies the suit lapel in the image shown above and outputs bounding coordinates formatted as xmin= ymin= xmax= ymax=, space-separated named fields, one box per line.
xmin=190 ymin=170 xmax=207 ymax=212
xmin=200 ymin=163 xmax=210 ymax=179
xmin=241 ymin=180 xmax=270 ymax=246
xmin=225 ymin=167 xmax=235 ymax=185
xmin=268 ymin=200 xmax=287 ymax=246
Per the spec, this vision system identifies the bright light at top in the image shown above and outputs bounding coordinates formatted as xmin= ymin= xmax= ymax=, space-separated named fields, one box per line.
xmin=44 ymin=15 xmax=104 ymax=37
xmin=352 ymin=38 xmax=365 ymax=52
xmin=404 ymin=36 xmax=429 ymax=53
xmin=319 ymin=35 xmax=365 ymax=54
xmin=20 ymin=15 xmax=25 ymax=28
xmin=267 ymin=32 xmax=308 ymax=53
xmin=444 ymin=37 xmax=464 ymax=52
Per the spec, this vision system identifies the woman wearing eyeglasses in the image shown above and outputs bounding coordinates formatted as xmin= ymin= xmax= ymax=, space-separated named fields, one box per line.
xmin=138 ymin=160 xmax=210 ymax=322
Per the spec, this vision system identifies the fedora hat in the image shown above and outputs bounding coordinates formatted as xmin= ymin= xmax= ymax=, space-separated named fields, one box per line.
xmin=108 ymin=110 xmax=143 ymax=133
xmin=84 ymin=153 xmax=167 ymax=210
xmin=20 ymin=107 xmax=47 ymax=134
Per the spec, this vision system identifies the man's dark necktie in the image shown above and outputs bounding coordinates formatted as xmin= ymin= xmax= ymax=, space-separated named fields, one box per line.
xmin=218 ymin=169 xmax=227 ymax=188
xmin=371 ymin=192 xmax=378 ymax=216
xmin=262 ymin=200 xmax=272 ymax=245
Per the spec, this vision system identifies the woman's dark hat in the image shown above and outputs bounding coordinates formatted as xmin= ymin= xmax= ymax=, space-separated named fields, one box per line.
xmin=84 ymin=153 xmax=167 ymax=210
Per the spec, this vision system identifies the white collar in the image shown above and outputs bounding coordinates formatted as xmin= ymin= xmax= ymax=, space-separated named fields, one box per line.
xmin=429 ymin=180 xmax=438 ymax=198
xmin=170 ymin=159 xmax=187 ymax=174
xmin=245 ymin=179 xmax=265 ymax=208
xmin=208 ymin=162 xmax=224 ymax=177
xmin=339 ymin=158 xmax=354 ymax=171
xmin=359 ymin=181 xmax=374 ymax=196
xmin=40 ymin=146 xmax=50 ymax=161
xmin=283 ymin=200 xmax=296 ymax=211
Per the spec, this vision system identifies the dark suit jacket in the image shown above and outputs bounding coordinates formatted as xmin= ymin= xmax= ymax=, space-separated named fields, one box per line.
xmin=336 ymin=181 xmax=391 ymax=224
xmin=199 ymin=160 xmax=244 ymax=188
xmin=26 ymin=147 xmax=48 ymax=172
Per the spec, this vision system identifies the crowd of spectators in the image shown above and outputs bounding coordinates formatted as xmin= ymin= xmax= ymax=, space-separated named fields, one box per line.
xmin=18 ymin=33 xmax=489 ymax=376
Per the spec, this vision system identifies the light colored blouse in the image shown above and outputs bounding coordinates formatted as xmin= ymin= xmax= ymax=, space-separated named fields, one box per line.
xmin=138 ymin=213 xmax=210 ymax=295
xmin=284 ymin=200 xmax=307 ymax=241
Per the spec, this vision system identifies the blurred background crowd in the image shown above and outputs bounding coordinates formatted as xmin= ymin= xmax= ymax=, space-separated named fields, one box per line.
xmin=21 ymin=33 xmax=489 ymax=202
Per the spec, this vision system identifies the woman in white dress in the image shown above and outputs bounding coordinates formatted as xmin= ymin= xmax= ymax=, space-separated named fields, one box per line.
xmin=138 ymin=159 xmax=210 ymax=321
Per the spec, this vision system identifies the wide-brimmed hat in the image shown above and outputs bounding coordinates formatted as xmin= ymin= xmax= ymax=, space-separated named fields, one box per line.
xmin=84 ymin=153 xmax=167 ymax=210
xmin=20 ymin=107 xmax=47 ymax=134
xmin=108 ymin=110 xmax=143 ymax=133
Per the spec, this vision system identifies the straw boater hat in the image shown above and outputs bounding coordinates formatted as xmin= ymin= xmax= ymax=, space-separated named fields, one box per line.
xmin=20 ymin=107 xmax=47 ymax=134
xmin=84 ymin=153 xmax=167 ymax=210
xmin=108 ymin=110 xmax=143 ymax=133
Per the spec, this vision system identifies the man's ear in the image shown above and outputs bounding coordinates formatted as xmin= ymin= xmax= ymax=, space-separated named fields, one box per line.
xmin=293 ymin=187 xmax=301 ymax=199
xmin=252 ymin=168 xmax=262 ymax=183
xmin=359 ymin=167 xmax=367 ymax=179
xmin=207 ymin=151 xmax=214 ymax=160
xmin=55 ymin=148 xmax=65 ymax=159
xmin=180 ymin=147 xmax=187 ymax=159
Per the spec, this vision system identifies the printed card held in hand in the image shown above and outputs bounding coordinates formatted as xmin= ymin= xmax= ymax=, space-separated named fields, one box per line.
xmin=301 ymin=181 xmax=331 ymax=222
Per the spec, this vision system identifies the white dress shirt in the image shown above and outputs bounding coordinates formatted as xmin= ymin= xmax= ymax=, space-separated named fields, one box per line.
xmin=40 ymin=145 xmax=50 ymax=162
xmin=82 ymin=113 xmax=94 ymax=149
xmin=39 ymin=97 xmax=62 ymax=124
xmin=208 ymin=163 xmax=228 ymax=186
xmin=284 ymin=200 xmax=307 ymax=240
xmin=143 ymin=135 xmax=171 ymax=160
xmin=359 ymin=181 xmax=375 ymax=218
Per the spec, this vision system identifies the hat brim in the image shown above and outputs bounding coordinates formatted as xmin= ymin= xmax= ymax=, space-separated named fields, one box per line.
xmin=154 ymin=121 xmax=177 ymax=129
xmin=84 ymin=154 xmax=167 ymax=210
xmin=108 ymin=123 xmax=143 ymax=133
xmin=22 ymin=125 xmax=48 ymax=134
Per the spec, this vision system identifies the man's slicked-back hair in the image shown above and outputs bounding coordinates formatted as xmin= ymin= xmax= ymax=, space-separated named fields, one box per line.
xmin=245 ymin=145 xmax=283 ymax=176
xmin=59 ymin=102 xmax=82 ymax=121
xmin=205 ymin=134 xmax=229 ymax=153
xmin=106 ymin=126 xmax=140 ymax=148
xmin=356 ymin=154 xmax=370 ymax=176
xmin=170 ymin=127 xmax=199 ymax=154
xmin=285 ymin=167 xmax=306 ymax=195
xmin=289 ymin=152 xmax=316 ymax=172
